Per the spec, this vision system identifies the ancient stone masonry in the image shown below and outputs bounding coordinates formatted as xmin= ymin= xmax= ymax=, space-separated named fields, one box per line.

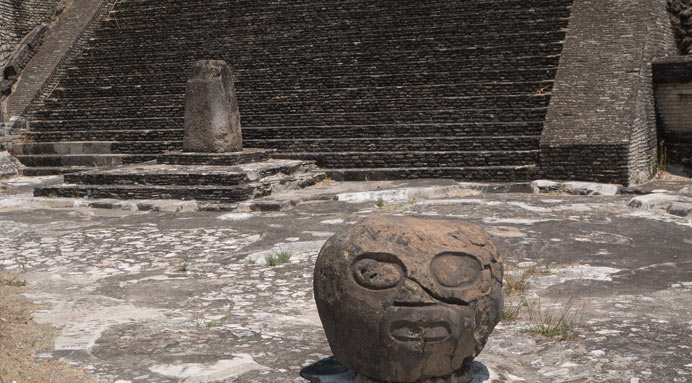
xmin=314 ymin=216 xmax=503 ymax=383
xmin=668 ymin=0 xmax=692 ymax=54
xmin=0 ymin=0 xmax=53 ymax=70
xmin=14 ymin=0 xmax=573 ymax=179
xmin=540 ymin=0 xmax=678 ymax=186
xmin=653 ymin=57 xmax=692 ymax=173
xmin=0 ymin=0 xmax=53 ymax=122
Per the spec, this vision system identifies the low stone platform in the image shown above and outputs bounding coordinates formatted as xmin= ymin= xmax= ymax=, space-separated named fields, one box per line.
xmin=158 ymin=148 xmax=272 ymax=166
xmin=33 ymin=150 xmax=325 ymax=203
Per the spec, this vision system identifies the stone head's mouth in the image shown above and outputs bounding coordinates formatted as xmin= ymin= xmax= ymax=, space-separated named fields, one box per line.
xmin=389 ymin=320 xmax=451 ymax=343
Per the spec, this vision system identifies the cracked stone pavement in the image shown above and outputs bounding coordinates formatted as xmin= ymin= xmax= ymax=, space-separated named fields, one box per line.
xmin=0 ymin=176 xmax=691 ymax=383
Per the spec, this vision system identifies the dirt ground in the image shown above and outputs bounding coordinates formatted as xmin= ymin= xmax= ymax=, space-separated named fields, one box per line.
xmin=0 ymin=271 xmax=95 ymax=383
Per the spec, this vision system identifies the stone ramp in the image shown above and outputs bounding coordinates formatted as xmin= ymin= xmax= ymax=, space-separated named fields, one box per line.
xmin=16 ymin=0 xmax=573 ymax=180
xmin=33 ymin=151 xmax=325 ymax=203
xmin=3 ymin=0 xmax=112 ymax=119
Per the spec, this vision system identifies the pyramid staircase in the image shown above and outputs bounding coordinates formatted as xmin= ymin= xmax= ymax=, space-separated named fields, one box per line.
xmin=13 ymin=0 xmax=572 ymax=182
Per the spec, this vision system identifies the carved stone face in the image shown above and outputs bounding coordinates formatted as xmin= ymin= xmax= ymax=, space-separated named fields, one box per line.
xmin=314 ymin=216 xmax=503 ymax=382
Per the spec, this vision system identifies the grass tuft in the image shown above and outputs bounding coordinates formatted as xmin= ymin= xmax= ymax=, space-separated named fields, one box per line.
xmin=265 ymin=249 xmax=292 ymax=266
xmin=521 ymin=297 xmax=584 ymax=340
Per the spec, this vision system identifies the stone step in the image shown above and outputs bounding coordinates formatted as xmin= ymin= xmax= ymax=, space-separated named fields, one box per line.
xmin=57 ymin=68 xmax=558 ymax=88
xmin=34 ymin=170 xmax=325 ymax=202
xmin=324 ymin=166 xmax=537 ymax=182
xmin=12 ymin=141 xmax=182 ymax=155
xmin=110 ymin=0 xmax=569 ymax=15
xmin=244 ymin=136 xmax=540 ymax=153
xmin=102 ymin=7 xmax=569 ymax=33
xmin=28 ymin=118 xmax=180 ymax=132
xmin=34 ymin=183 xmax=269 ymax=202
xmin=43 ymin=94 xmax=550 ymax=112
xmin=241 ymin=122 xmax=545 ymax=139
xmin=15 ymin=154 xmax=155 ymax=168
xmin=67 ymin=55 xmax=561 ymax=76
xmin=79 ymin=41 xmax=565 ymax=64
xmin=24 ymin=129 xmax=184 ymax=142
xmin=63 ymin=160 xmax=316 ymax=186
xmin=29 ymin=107 xmax=548 ymax=127
xmin=110 ymin=0 xmax=570 ymax=11
xmin=22 ymin=166 xmax=97 ymax=176
xmin=50 ymin=81 xmax=553 ymax=100
xmin=32 ymin=105 xmax=182 ymax=120
xmin=157 ymin=149 xmax=273 ymax=166
xmin=85 ymin=32 xmax=567 ymax=54
xmin=274 ymin=150 xmax=539 ymax=168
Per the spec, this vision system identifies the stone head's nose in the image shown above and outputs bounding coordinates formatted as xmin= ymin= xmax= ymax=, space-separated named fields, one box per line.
xmin=394 ymin=279 xmax=437 ymax=306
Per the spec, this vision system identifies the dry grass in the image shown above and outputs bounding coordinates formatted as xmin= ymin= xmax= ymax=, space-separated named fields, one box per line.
xmin=0 ymin=271 xmax=96 ymax=383
xmin=521 ymin=297 xmax=585 ymax=340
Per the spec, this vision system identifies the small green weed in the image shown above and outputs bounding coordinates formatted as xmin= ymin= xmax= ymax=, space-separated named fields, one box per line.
xmin=265 ymin=249 xmax=292 ymax=266
xmin=175 ymin=263 xmax=188 ymax=273
xmin=205 ymin=316 xmax=228 ymax=328
xmin=1 ymin=277 xmax=27 ymax=287
xmin=658 ymin=139 xmax=668 ymax=172
xmin=375 ymin=196 xmax=385 ymax=208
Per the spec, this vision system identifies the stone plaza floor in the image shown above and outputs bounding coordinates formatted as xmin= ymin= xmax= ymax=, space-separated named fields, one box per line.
xmin=0 ymin=175 xmax=691 ymax=382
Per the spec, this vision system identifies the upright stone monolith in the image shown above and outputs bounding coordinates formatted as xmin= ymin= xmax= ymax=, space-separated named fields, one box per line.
xmin=183 ymin=60 xmax=242 ymax=153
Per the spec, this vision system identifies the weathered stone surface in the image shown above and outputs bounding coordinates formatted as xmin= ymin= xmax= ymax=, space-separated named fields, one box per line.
xmin=668 ymin=0 xmax=692 ymax=54
xmin=2 ymin=24 xmax=47 ymax=80
xmin=183 ymin=60 xmax=242 ymax=153
xmin=0 ymin=151 xmax=23 ymax=179
xmin=562 ymin=181 xmax=621 ymax=196
xmin=314 ymin=216 xmax=503 ymax=382
xmin=531 ymin=180 xmax=621 ymax=195
xmin=628 ymin=193 xmax=692 ymax=217
xmin=530 ymin=180 xmax=561 ymax=193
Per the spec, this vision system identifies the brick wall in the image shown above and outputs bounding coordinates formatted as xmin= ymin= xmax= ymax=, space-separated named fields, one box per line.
xmin=540 ymin=0 xmax=677 ymax=186
xmin=0 ymin=0 xmax=53 ymax=70
xmin=654 ymin=57 xmax=692 ymax=169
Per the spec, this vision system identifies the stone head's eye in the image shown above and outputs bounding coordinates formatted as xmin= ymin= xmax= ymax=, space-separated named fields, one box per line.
xmin=352 ymin=258 xmax=403 ymax=290
xmin=430 ymin=253 xmax=481 ymax=288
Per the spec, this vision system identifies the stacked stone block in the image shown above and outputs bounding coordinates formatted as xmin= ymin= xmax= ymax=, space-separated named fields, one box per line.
xmin=653 ymin=57 xmax=692 ymax=171
xmin=11 ymin=0 xmax=574 ymax=179
xmin=540 ymin=0 xmax=677 ymax=186
xmin=0 ymin=0 xmax=53 ymax=70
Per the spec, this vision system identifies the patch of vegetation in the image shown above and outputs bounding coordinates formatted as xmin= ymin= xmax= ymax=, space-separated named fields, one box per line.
xmin=375 ymin=196 xmax=385 ymax=208
xmin=658 ymin=139 xmax=668 ymax=173
xmin=501 ymin=300 xmax=524 ymax=322
xmin=205 ymin=316 xmax=228 ymax=328
xmin=265 ymin=249 xmax=292 ymax=266
xmin=1 ymin=277 xmax=27 ymax=287
xmin=521 ymin=297 xmax=584 ymax=340
xmin=175 ymin=263 xmax=188 ymax=273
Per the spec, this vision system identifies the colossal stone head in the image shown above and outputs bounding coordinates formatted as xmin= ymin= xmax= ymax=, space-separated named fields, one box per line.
xmin=314 ymin=216 xmax=503 ymax=382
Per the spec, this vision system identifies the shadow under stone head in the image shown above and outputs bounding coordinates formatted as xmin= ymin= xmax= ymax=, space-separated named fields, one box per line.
xmin=314 ymin=215 xmax=503 ymax=382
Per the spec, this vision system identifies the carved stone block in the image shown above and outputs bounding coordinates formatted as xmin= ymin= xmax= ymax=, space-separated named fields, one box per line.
xmin=183 ymin=60 xmax=242 ymax=153
xmin=314 ymin=215 xmax=503 ymax=382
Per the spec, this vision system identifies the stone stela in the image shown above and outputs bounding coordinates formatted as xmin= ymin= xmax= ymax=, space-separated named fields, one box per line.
xmin=310 ymin=215 xmax=504 ymax=383
xmin=183 ymin=60 xmax=243 ymax=153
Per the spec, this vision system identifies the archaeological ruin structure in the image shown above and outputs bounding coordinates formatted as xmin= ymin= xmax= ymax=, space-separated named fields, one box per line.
xmin=0 ymin=0 xmax=691 ymax=192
